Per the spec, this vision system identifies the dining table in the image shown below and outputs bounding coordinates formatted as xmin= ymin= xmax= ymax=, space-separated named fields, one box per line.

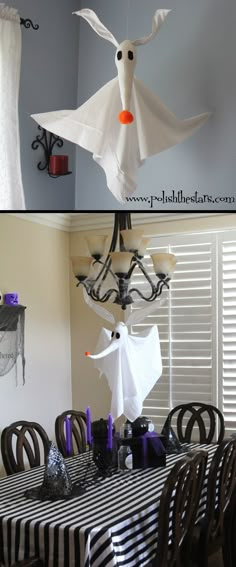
xmin=0 ymin=443 xmax=218 ymax=567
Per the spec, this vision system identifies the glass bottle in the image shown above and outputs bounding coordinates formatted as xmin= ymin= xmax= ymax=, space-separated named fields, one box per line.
xmin=118 ymin=422 xmax=133 ymax=472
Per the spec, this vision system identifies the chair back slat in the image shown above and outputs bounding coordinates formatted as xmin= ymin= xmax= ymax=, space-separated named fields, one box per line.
xmin=55 ymin=410 xmax=86 ymax=457
xmin=153 ymin=450 xmax=208 ymax=567
xmin=163 ymin=403 xmax=224 ymax=444
xmin=204 ymin=438 xmax=236 ymax=543
xmin=1 ymin=420 xmax=49 ymax=475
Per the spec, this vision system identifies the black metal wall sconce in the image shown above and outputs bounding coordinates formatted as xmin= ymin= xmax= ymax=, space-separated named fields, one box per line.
xmin=21 ymin=16 xmax=72 ymax=179
xmin=20 ymin=17 xmax=39 ymax=30
xmin=31 ymin=127 xmax=72 ymax=178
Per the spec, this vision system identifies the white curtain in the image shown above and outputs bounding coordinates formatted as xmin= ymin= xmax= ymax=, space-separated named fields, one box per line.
xmin=0 ymin=4 xmax=25 ymax=209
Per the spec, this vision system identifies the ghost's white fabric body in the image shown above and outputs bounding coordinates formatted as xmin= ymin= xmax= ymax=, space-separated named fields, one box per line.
xmin=31 ymin=77 xmax=209 ymax=203
xmin=87 ymin=322 xmax=162 ymax=421
xmin=31 ymin=8 xmax=210 ymax=204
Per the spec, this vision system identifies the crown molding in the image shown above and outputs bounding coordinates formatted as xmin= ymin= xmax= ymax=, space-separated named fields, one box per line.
xmin=8 ymin=212 xmax=234 ymax=232
xmin=9 ymin=213 xmax=72 ymax=231
xmin=69 ymin=212 xmax=233 ymax=231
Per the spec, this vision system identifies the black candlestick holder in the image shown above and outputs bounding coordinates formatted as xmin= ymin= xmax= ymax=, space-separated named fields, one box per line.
xmin=92 ymin=444 xmax=114 ymax=477
xmin=31 ymin=126 xmax=72 ymax=178
xmin=91 ymin=419 xmax=118 ymax=478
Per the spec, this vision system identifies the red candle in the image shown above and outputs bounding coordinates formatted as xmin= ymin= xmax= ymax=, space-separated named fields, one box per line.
xmin=49 ymin=155 xmax=68 ymax=175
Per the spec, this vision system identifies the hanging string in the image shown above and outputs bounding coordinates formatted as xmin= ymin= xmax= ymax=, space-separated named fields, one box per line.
xmin=126 ymin=0 xmax=130 ymax=38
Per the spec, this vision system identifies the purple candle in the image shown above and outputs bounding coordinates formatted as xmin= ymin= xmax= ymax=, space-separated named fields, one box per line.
xmin=86 ymin=406 xmax=92 ymax=445
xmin=107 ymin=413 xmax=113 ymax=450
xmin=65 ymin=416 xmax=72 ymax=456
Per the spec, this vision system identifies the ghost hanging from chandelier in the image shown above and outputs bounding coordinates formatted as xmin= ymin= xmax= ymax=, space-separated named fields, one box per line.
xmin=84 ymin=291 xmax=163 ymax=422
xmin=31 ymin=8 xmax=210 ymax=203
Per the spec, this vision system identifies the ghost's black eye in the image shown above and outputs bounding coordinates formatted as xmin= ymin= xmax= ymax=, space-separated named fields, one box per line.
xmin=111 ymin=331 xmax=114 ymax=338
xmin=116 ymin=332 xmax=120 ymax=339
xmin=128 ymin=51 xmax=134 ymax=60
xmin=117 ymin=51 xmax=122 ymax=60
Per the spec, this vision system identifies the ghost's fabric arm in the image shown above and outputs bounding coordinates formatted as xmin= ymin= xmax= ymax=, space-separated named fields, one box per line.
xmin=73 ymin=9 xmax=119 ymax=47
xmin=82 ymin=288 xmax=116 ymax=325
xmin=132 ymin=9 xmax=171 ymax=46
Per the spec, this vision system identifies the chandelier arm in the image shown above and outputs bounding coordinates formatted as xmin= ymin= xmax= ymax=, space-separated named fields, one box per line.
xmin=90 ymin=287 xmax=119 ymax=303
xmin=126 ymin=258 xmax=138 ymax=279
xmin=91 ymin=258 xmax=117 ymax=285
xmin=77 ymin=281 xmax=118 ymax=304
xmin=128 ymin=287 xmax=156 ymax=302
xmin=128 ymin=279 xmax=169 ymax=302
xmin=87 ymin=213 xmax=119 ymax=290
xmin=110 ymin=213 xmax=120 ymax=252
xmin=134 ymin=257 xmax=157 ymax=289
xmin=118 ymin=213 xmax=132 ymax=249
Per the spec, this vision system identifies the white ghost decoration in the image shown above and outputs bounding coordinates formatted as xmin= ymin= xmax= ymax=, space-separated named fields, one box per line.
xmin=31 ymin=8 xmax=210 ymax=203
xmin=84 ymin=291 xmax=163 ymax=422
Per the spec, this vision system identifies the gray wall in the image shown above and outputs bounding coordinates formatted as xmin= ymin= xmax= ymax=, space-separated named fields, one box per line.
xmin=16 ymin=0 xmax=79 ymax=210
xmin=75 ymin=0 xmax=236 ymax=211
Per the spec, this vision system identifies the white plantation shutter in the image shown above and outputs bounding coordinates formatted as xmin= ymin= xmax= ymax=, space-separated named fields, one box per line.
xmin=131 ymin=231 xmax=220 ymax=434
xmin=218 ymin=233 xmax=236 ymax=436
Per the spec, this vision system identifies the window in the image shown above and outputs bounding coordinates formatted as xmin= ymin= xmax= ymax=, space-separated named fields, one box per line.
xmin=131 ymin=229 xmax=236 ymax=438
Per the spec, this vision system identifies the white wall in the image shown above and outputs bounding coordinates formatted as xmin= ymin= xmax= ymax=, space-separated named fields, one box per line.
xmin=15 ymin=0 xmax=79 ymax=210
xmin=0 ymin=215 xmax=72 ymax=473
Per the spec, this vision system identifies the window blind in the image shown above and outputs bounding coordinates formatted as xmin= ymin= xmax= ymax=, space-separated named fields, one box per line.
xmin=218 ymin=234 xmax=236 ymax=436
xmin=131 ymin=232 xmax=218 ymax=433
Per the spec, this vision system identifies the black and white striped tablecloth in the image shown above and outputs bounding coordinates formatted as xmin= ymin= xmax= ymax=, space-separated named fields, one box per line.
xmin=0 ymin=444 xmax=218 ymax=567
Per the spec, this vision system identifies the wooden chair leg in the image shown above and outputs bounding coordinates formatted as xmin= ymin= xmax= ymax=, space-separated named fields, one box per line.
xmin=222 ymin=543 xmax=232 ymax=567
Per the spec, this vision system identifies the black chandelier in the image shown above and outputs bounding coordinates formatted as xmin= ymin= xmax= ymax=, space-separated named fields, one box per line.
xmin=71 ymin=213 xmax=176 ymax=310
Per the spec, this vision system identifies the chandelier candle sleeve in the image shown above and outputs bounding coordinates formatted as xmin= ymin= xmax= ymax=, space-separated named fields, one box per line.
xmin=65 ymin=416 xmax=72 ymax=456
xmin=107 ymin=413 xmax=113 ymax=450
xmin=86 ymin=406 xmax=92 ymax=445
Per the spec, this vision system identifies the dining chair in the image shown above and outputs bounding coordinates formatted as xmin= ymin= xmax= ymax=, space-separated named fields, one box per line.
xmin=191 ymin=438 xmax=236 ymax=567
xmin=1 ymin=420 xmax=50 ymax=475
xmin=151 ymin=449 xmax=208 ymax=567
xmin=162 ymin=402 xmax=225 ymax=444
xmin=55 ymin=410 xmax=87 ymax=457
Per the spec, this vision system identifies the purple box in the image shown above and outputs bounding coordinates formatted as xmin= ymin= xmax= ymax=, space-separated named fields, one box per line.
xmin=4 ymin=293 xmax=19 ymax=305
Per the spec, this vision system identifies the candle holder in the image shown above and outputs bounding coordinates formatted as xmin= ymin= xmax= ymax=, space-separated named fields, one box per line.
xmin=91 ymin=419 xmax=117 ymax=478
xmin=92 ymin=445 xmax=114 ymax=477
xmin=31 ymin=126 xmax=72 ymax=178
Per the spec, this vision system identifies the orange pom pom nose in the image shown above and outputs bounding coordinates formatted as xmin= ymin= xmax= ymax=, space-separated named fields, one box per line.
xmin=85 ymin=351 xmax=91 ymax=357
xmin=118 ymin=110 xmax=134 ymax=124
